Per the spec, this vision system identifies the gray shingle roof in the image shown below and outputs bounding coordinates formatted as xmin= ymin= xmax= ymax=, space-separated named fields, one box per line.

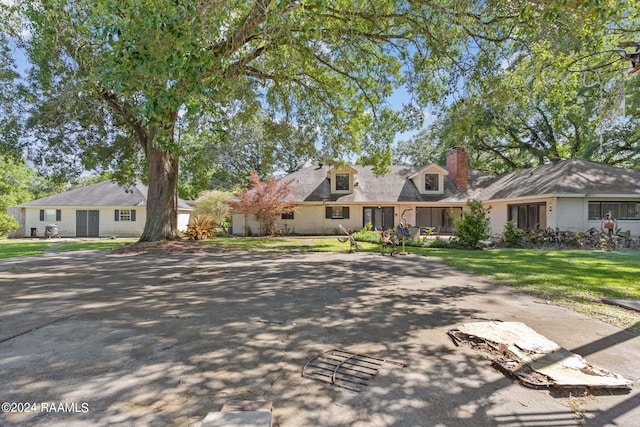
xmin=285 ymin=165 xmax=494 ymax=203
xmin=18 ymin=180 xmax=193 ymax=210
xmin=477 ymin=158 xmax=640 ymax=200
xmin=283 ymin=159 xmax=640 ymax=204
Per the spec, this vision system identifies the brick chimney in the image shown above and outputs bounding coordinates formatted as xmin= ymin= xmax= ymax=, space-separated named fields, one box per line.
xmin=446 ymin=147 xmax=469 ymax=190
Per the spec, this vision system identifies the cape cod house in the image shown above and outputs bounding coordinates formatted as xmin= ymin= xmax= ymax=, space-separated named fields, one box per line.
xmin=7 ymin=180 xmax=192 ymax=238
xmin=231 ymin=148 xmax=640 ymax=237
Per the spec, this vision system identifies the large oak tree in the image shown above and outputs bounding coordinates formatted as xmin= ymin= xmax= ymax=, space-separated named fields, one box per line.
xmin=4 ymin=0 xmax=634 ymax=241
xmin=7 ymin=0 xmax=434 ymax=241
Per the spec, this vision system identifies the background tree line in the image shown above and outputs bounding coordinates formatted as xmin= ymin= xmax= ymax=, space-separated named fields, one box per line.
xmin=395 ymin=2 xmax=640 ymax=173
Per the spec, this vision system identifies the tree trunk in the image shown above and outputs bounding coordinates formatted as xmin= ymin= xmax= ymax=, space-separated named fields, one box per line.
xmin=139 ymin=144 xmax=179 ymax=242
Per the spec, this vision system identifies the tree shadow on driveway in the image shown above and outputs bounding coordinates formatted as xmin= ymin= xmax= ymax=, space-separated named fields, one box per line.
xmin=0 ymin=251 xmax=638 ymax=426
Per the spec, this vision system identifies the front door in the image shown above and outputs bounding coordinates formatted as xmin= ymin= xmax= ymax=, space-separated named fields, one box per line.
xmin=363 ymin=207 xmax=394 ymax=230
xmin=76 ymin=210 xmax=99 ymax=237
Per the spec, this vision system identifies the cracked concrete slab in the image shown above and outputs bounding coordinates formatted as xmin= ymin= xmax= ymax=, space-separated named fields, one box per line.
xmin=450 ymin=321 xmax=632 ymax=390
xmin=603 ymin=298 xmax=640 ymax=313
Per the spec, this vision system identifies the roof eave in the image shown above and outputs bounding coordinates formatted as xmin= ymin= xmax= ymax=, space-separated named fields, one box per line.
xmin=585 ymin=193 xmax=640 ymax=198
xmin=483 ymin=193 xmax=587 ymax=203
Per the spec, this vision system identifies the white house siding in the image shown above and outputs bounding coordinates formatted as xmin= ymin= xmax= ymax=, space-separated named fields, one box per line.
xmin=546 ymin=197 xmax=558 ymax=230
xmin=275 ymin=204 xmax=326 ymax=235
xmin=23 ymin=208 xmax=77 ymax=237
xmin=245 ymin=215 xmax=260 ymax=235
xmin=556 ymin=196 xmax=640 ymax=235
xmin=555 ymin=198 xmax=586 ymax=232
xmin=483 ymin=201 xmax=508 ymax=236
xmin=236 ymin=204 xmax=407 ymax=235
xmin=276 ymin=204 xmax=365 ymax=235
xmin=400 ymin=207 xmax=416 ymax=227
xmin=235 ymin=197 xmax=640 ymax=238
xmin=177 ymin=211 xmax=190 ymax=232
xmin=231 ymin=213 xmax=266 ymax=236
xmin=231 ymin=213 xmax=246 ymax=236
xmin=100 ymin=208 xmax=146 ymax=237
xmin=485 ymin=197 xmax=640 ymax=236
xmin=613 ymin=219 xmax=640 ymax=236
xmin=328 ymin=204 xmax=366 ymax=234
xmin=21 ymin=207 xmax=147 ymax=238
xmin=284 ymin=204 xmax=423 ymax=235
xmin=235 ymin=203 xmax=458 ymax=236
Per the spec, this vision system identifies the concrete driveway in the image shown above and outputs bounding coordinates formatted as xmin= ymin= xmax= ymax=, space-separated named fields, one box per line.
xmin=0 ymin=250 xmax=638 ymax=426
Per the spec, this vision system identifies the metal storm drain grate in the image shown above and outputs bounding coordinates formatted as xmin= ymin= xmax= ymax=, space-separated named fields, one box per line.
xmin=302 ymin=349 xmax=407 ymax=392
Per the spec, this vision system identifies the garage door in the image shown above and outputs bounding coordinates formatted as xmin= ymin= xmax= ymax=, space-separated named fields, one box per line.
xmin=76 ymin=210 xmax=99 ymax=237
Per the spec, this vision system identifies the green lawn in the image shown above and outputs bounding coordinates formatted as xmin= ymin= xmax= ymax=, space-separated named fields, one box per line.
xmin=1 ymin=237 xmax=638 ymax=333
xmin=413 ymin=248 xmax=640 ymax=299
xmin=0 ymin=238 xmax=137 ymax=258
xmin=0 ymin=240 xmax=58 ymax=258
xmin=409 ymin=247 xmax=640 ymax=333
xmin=212 ymin=236 xmax=379 ymax=253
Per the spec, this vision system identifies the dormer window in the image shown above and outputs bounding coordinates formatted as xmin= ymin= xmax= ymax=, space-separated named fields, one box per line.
xmin=409 ymin=164 xmax=448 ymax=195
xmin=328 ymin=165 xmax=357 ymax=194
xmin=424 ymin=174 xmax=439 ymax=191
xmin=336 ymin=173 xmax=350 ymax=191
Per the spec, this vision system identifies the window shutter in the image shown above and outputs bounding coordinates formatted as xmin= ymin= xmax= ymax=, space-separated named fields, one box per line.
xmin=114 ymin=210 xmax=119 ymax=222
xmin=131 ymin=209 xmax=136 ymax=221
xmin=325 ymin=206 xmax=332 ymax=219
xmin=40 ymin=210 xmax=44 ymax=221
xmin=56 ymin=210 xmax=61 ymax=221
xmin=343 ymin=207 xmax=350 ymax=219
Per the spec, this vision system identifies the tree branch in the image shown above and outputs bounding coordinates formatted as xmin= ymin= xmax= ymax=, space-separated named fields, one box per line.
xmin=98 ymin=87 xmax=149 ymax=155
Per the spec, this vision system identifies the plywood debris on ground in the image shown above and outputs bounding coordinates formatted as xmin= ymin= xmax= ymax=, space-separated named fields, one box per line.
xmin=448 ymin=321 xmax=632 ymax=391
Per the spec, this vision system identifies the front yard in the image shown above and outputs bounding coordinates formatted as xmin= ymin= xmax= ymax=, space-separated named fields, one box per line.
xmin=413 ymin=247 xmax=640 ymax=333
xmin=1 ymin=236 xmax=638 ymax=333
xmin=0 ymin=238 xmax=138 ymax=258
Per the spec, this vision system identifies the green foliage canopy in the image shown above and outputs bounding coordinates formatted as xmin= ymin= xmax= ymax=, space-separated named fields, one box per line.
xmin=9 ymin=0 xmax=442 ymax=240
xmin=0 ymin=156 xmax=39 ymax=237
xmin=5 ymin=0 xmax=637 ymax=240
xmin=396 ymin=1 xmax=640 ymax=172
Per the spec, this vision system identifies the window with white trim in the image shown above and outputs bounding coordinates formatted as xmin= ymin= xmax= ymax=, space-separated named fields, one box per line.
xmin=114 ymin=209 xmax=136 ymax=222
